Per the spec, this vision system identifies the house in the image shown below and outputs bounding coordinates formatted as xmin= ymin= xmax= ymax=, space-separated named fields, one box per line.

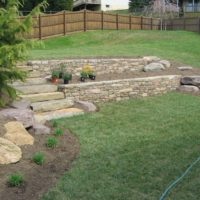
xmin=178 ymin=0 xmax=200 ymax=16
xmin=73 ymin=0 xmax=129 ymax=11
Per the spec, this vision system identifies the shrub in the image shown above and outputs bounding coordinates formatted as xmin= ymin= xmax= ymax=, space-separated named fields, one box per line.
xmin=46 ymin=137 xmax=58 ymax=148
xmin=52 ymin=120 xmax=58 ymax=128
xmin=55 ymin=128 xmax=64 ymax=136
xmin=32 ymin=152 xmax=45 ymax=165
xmin=8 ymin=173 xmax=24 ymax=187
xmin=0 ymin=0 xmax=47 ymax=107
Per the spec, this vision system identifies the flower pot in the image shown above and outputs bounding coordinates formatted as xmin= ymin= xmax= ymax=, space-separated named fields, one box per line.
xmin=59 ymin=72 xmax=64 ymax=79
xmin=51 ymin=78 xmax=59 ymax=84
xmin=80 ymin=77 xmax=85 ymax=82
xmin=89 ymin=75 xmax=96 ymax=80
xmin=64 ymin=79 xmax=69 ymax=84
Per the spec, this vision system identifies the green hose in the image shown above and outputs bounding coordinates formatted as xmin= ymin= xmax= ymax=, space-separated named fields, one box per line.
xmin=159 ymin=156 xmax=200 ymax=200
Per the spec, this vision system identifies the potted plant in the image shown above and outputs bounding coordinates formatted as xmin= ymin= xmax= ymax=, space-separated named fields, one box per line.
xmin=80 ymin=71 xmax=88 ymax=82
xmin=88 ymin=72 xmax=96 ymax=80
xmin=59 ymin=63 xmax=66 ymax=79
xmin=51 ymin=70 xmax=60 ymax=84
xmin=63 ymin=72 xmax=72 ymax=84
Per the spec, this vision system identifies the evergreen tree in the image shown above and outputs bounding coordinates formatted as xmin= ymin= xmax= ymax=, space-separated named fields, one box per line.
xmin=0 ymin=0 xmax=47 ymax=106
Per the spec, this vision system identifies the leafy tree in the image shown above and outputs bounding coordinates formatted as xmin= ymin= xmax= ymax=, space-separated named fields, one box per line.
xmin=0 ymin=0 xmax=47 ymax=107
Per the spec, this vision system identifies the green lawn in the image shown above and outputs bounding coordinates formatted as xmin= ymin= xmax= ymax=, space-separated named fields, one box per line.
xmin=42 ymin=93 xmax=200 ymax=200
xmin=31 ymin=30 xmax=200 ymax=67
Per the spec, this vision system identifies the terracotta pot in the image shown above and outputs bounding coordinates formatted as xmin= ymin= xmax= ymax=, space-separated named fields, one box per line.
xmin=51 ymin=78 xmax=59 ymax=84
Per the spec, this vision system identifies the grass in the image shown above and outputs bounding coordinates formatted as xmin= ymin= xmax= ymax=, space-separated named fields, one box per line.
xmin=8 ymin=173 xmax=24 ymax=187
xmin=46 ymin=137 xmax=58 ymax=148
xmin=32 ymin=152 xmax=45 ymax=165
xmin=31 ymin=30 xmax=200 ymax=67
xmin=42 ymin=93 xmax=200 ymax=200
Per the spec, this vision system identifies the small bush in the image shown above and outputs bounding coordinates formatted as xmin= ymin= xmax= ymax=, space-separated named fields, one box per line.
xmin=8 ymin=173 xmax=24 ymax=187
xmin=52 ymin=120 xmax=58 ymax=128
xmin=46 ymin=137 xmax=58 ymax=148
xmin=32 ymin=152 xmax=45 ymax=165
xmin=55 ymin=128 xmax=64 ymax=136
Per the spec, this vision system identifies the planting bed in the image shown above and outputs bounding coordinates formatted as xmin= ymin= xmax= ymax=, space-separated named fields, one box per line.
xmin=0 ymin=120 xmax=79 ymax=200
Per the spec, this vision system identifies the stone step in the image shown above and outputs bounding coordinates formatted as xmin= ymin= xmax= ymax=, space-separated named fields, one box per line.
xmin=28 ymin=70 xmax=42 ymax=78
xmin=31 ymin=99 xmax=74 ymax=112
xmin=17 ymin=65 xmax=33 ymax=72
xmin=15 ymin=84 xmax=58 ymax=95
xmin=34 ymin=108 xmax=84 ymax=124
xmin=13 ymin=78 xmax=48 ymax=86
xmin=20 ymin=92 xmax=65 ymax=103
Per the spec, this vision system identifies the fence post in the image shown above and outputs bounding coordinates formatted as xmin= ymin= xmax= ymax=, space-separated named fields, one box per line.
xmin=171 ymin=19 xmax=173 ymax=31
xmin=63 ymin=11 xmax=66 ymax=35
xmin=116 ymin=14 xmax=119 ymax=30
xmin=39 ymin=14 xmax=42 ymax=40
xmin=84 ymin=9 xmax=87 ymax=32
xmin=141 ymin=16 xmax=143 ymax=30
xmin=101 ymin=11 xmax=104 ymax=30
xmin=129 ymin=15 xmax=132 ymax=30
xmin=151 ymin=18 xmax=153 ymax=30
xmin=198 ymin=17 xmax=200 ymax=34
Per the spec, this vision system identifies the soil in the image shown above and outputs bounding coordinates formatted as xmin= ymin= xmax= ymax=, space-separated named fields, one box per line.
xmin=57 ymin=63 xmax=200 ymax=84
xmin=0 ymin=122 xmax=80 ymax=200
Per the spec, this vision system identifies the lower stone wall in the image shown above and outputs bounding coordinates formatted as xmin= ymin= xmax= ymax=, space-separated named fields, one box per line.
xmin=59 ymin=75 xmax=181 ymax=103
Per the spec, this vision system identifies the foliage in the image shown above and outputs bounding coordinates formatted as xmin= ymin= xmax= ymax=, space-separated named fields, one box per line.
xmin=80 ymin=71 xmax=88 ymax=79
xmin=8 ymin=173 xmax=24 ymax=187
xmin=32 ymin=152 xmax=45 ymax=165
xmin=0 ymin=0 xmax=47 ymax=107
xmin=63 ymin=72 xmax=72 ymax=81
xmin=129 ymin=0 xmax=150 ymax=13
xmin=21 ymin=0 xmax=73 ymax=13
xmin=46 ymin=137 xmax=58 ymax=148
xmin=80 ymin=65 xmax=94 ymax=78
xmin=54 ymin=128 xmax=64 ymax=136
xmin=52 ymin=70 xmax=60 ymax=79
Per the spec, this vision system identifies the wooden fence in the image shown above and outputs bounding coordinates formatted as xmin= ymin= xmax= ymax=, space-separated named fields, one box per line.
xmin=21 ymin=10 xmax=161 ymax=39
xmin=163 ymin=17 xmax=200 ymax=33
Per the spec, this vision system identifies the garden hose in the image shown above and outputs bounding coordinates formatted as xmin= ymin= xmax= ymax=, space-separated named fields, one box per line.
xmin=159 ymin=156 xmax=200 ymax=200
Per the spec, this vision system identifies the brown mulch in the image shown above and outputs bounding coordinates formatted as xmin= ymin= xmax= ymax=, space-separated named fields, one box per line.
xmin=0 ymin=122 xmax=80 ymax=200
xmin=58 ymin=63 xmax=200 ymax=84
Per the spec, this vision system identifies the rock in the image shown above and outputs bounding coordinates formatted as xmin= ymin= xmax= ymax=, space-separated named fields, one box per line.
xmin=143 ymin=63 xmax=165 ymax=72
xmin=159 ymin=60 xmax=171 ymax=68
xmin=0 ymin=137 xmax=22 ymax=164
xmin=143 ymin=56 xmax=160 ymax=63
xmin=33 ymin=123 xmax=51 ymax=135
xmin=31 ymin=99 xmax=74 ymax=112
xmin=178 ymin=66 xmax=193 ymax=71
xmin=0 ymin=108 xmax=35 ymax=128
xmin=181 ymin=76 xmax=200 ymax=87
xmin=178 ymin=85 xmax=199 ymax=93
xmin=11 ymin=99 xmax=31 ymax=109
xmin=75 ymin=101 xmax=97 ymax=112
xmin=4 ymin=121 xmax=34 ymax=146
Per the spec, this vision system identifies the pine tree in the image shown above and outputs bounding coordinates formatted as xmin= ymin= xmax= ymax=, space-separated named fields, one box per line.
xmin=0 ymin=0 xmax=47 ymax=107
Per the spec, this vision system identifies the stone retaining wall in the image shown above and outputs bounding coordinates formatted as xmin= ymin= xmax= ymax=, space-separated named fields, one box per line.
xmin=59 ymin=75 xmax=181 ymax=103
xmin=27 ymin=56 xmax=162 ymax=76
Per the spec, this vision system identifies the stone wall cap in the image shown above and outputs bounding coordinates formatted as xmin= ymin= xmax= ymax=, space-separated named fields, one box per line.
xmin=59 ymin=75 xmax=181 ymax=89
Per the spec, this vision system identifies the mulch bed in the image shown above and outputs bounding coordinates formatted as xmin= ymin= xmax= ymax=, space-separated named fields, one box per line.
xmin=57 ymin=63 xmax=200 ymax=84
xmin=0 ymin=122 xmax=80 ymax=200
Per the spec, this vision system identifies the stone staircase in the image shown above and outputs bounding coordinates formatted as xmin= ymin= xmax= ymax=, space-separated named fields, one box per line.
xmin=13 ymin=65 xmax=84 ymax=124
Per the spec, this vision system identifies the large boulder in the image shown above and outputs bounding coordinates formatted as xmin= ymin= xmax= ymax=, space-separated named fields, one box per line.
xmin=0 ymin=137 xmax=22 ymax=165
xmin=0 ymin=108 xmax=35 ymax=128
xmin=181 ymin=76 xmax=200 ymax=87
xmin=178 ymin=85 xmax=199 ymax=93
xmin=75 ymin=101 xmax=98 ymax=112
xmin=143 ymin=63 xmax=165 ymax=72
xmin=4 ymin=121 xmax=34 ymax=146
xmin=159 ymin=60 xmax=171 ymax=68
